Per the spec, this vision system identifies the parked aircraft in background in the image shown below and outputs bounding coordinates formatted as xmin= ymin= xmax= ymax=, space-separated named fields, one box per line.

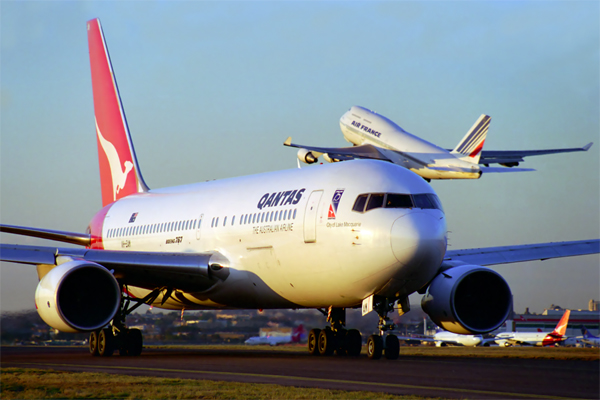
xmin=399 ymin=330 xmax=484 ymax=347
xmin=495 ymin=310 xmax=571 ymax=347
xmin=284 ymin=106 xmax=592 ymax=181
xmin=1 ymin=19 xmax=599 ymax=362
xmin=581 ymin=327 xmax=600 ymax=347
xmin=244 ymin=325 xmax=306 ymax=346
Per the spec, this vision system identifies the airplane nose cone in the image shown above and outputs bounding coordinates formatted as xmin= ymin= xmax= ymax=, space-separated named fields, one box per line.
xmin=391 ymin=211 xmax=447 ymax=272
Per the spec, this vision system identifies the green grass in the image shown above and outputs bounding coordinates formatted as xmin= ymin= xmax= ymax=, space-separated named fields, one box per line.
xmin=0 ymin=368 xmax=436 ymax=400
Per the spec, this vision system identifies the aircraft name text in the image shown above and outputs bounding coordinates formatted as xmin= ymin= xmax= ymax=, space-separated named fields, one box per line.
xmin=257 ymin=188 xmax=305 ymax=210
xmin=351 ymin=120 xmax=381 ymax=138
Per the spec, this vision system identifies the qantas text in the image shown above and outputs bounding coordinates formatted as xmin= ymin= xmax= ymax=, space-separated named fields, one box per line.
xmin=257 ymin=188 xmax=305 ymax=210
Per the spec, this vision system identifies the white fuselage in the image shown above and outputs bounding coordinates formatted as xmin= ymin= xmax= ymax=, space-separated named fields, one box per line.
xmin=339 ymin=106 xmax=481 ymax=180
xmin=494 ymin=332 xmax=561 ymax=347
xmin=96 ymin=160 xmax=447 ymax=311
xmin=433 ymin=331 xmax=483 ymax=347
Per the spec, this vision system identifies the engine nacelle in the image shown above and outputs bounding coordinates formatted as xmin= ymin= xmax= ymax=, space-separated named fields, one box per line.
xmin=35 ymin=260 xmax=121 ymax=333
xmin=421 ymin=265 xmax=512 ymax=335
xmin=297 ymin=148 xmax=318 ymax=164
xmin=322 ymin=153 xmax=341 ymax=163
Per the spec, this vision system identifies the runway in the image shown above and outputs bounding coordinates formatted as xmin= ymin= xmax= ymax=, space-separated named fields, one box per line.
xmin=2 ymin=346 xmax=598 ymax=399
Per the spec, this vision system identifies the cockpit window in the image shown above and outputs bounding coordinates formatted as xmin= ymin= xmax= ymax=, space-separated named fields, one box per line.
xmin=352 ymin=192 xmax=444 ymax=213
xmin=365 ymin=193 xmax=384 ymax=211
xmin=386 ymin=194 xmax=413 ymax=209
xmin=413 ymin=194 xmax=434 ymax=209
xmin=352 ymin=194 xmax=368 ymax=212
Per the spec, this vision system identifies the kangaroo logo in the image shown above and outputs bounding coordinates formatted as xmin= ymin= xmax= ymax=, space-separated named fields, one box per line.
xmin=96 ymin=121 xmax=133 ymax=201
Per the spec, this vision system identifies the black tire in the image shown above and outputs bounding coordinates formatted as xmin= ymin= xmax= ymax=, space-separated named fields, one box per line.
xmin=346 ymin=329 xmax=362 ymax=357
xmin=89 ymin=331 xmax=99 ymax=356
xmin=318 ymin=328 xmax=335 ymax=356
xmin=384 ymin=335 xmax=399 ymax=360
xmin=308 ymin=329 xmax=321 ymax=355
xmin=367 ymin=335 xmax=383 ymax=360
xmin=127 ymin=329 xmax=143 ymax=356
xmin=98 ymin=328 xmax=114 ymax=357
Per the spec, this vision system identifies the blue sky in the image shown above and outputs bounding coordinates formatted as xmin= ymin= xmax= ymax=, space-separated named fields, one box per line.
xmin=1 ymin=1 xmax=598 ymax=314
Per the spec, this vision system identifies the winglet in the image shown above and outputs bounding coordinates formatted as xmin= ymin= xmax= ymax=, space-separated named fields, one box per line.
xmin=88 ymin=18 xmax=149 ymax=207
xmin=583 ymin=142 xmax=593 ymax=151
xmin=284 ymin=137 xmax=292 ymax=146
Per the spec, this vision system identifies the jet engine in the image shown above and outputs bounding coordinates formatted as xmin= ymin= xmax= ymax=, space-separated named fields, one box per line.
xmin=322 ymin=153 xmax=341 ymax=163
xmin=297 ymin=148 xmax=318 ymax=164
xmin=421 ymin=264 xmax=512 ymax=335
xmin=35 ymin=260 xmax=121 ymax=333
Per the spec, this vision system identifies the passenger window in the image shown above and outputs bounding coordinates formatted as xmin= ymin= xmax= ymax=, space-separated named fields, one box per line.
xmin=223 ymin=216 xmax=227 ymax=227
xmin=352 ymin=194 xmax=368 ymax=212
xmin=293 ymin=209 xmax=297 ymax=219
xmin=232 ymin=216 xmax=236 ymax=226
xmin=413 ymin=194 xmax=434 ymax=209
xmin=386 ymin=194 xmax=413 ymax=208
xmin=366 ymin=193 xmax=384 ymax=211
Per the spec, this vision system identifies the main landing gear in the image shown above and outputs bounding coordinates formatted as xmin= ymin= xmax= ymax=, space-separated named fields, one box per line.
xmin=365 ymin=297 xmax=399 ymax=360
xmin=308 ymin=308 xmax=362 ymax=357
xmin=89 ymin=286 xmax=162 ymax=357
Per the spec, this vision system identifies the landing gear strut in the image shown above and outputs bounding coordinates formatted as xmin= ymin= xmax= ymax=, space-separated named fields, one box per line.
xmin=366 ymin=297 xmax=399 ymax=360
xmin=89 ymin=286 xmax=160 ymax=357
xmin=308 ymin=307 xmax=362 ymax=357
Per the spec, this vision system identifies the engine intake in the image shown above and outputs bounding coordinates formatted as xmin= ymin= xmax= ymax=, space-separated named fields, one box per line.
xmin=35 ymin=260 xmax=121 ymax=333
xmin=421 ymin=265 xmax=512 ymax=334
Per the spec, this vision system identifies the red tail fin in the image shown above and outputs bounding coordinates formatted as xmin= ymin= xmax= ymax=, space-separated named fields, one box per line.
xmin=550 ymin=310 xmax=570 ymax=337
xmin=87 ymin=18 xmax=148 ymax=207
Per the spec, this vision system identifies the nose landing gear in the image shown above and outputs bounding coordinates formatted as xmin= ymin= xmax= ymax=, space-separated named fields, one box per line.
xmin=366 ymin=297 xmax=400 ymax=360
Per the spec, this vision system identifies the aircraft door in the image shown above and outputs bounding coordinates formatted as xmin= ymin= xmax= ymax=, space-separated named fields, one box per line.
xmin=196 ymin=214 xmax=203 ymax=240
xmin=304 ymin=190 xmax=323 ymax=243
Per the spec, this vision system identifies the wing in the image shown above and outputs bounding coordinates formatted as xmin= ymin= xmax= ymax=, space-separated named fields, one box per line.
xmin=445 ymin=239 xmax=599 ymax=266
xmin=0 ymin=242 xmax=227 ymax=292
xmin=476 ymin=143 xmax=593 ymax=167
xmin=283 ymin=137 xmax=391 ymax=161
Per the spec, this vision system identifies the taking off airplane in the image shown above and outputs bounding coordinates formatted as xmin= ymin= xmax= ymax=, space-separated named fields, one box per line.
xmin=284 ymin=106 xmax=593 ymax=180
xmin=1 ymin=19 xmax=599 ymax=360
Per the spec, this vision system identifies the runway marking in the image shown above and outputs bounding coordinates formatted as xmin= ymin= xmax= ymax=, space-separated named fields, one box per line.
xmin=7 ymin=361 xmax=575 ymax=400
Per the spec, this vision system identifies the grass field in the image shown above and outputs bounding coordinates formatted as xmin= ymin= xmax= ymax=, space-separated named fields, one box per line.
xmin=0 ymin=368 xmax=434 ymax=400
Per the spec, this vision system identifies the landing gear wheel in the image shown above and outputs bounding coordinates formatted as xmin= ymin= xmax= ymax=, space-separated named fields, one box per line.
xmin=385 ymin=335 xmax=399 ymax=360
xmin=318 ymin=328 xmax=335 ymax=356
xmin=119 ymin=328 xmax=143 ymax=356
xmin=89 ymin=331 xmax=99 ymax=356
xmin=346 ymin=329 xmax=362 ymax=357
xmin=98 ymin=328 xmax=114 ymax=357
xmin=308 ymin=329 xmax=321 ymax=355
xmin=367 ymin=335 xmax=383 ymax=360
xmin=335 ymin=329 xmax=347 ymax=356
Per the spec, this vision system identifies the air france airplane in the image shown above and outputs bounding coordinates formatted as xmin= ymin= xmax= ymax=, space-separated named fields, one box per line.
xmin=284 ymin=106 xmax=593 ymax=180
xmin=1 ymin=19 xmax=599 ymax=361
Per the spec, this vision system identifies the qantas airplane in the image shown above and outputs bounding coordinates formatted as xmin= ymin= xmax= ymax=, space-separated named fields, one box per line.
xmin=1 ymin=19 xmax=599 ymax=361
xmin=494 ymin=310 xmax=571 ymax=347
xmin=284 ymin=106 xmax=593 ymax=181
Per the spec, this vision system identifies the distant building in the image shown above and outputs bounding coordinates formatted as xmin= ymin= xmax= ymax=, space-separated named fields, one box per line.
xmin=513 ymin=306 xmax=599 ymax=336
xmin=589 ymin=299 xmax=599 ymax=312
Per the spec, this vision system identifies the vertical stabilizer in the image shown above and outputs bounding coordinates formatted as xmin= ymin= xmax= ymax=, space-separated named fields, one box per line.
xmin=87 ymin=18 xmax=149 ymax=207
xmin=550 ymin=309 xmax=570 ymax=337
xmin=451 ymin=114 xmax=491 ymax=164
